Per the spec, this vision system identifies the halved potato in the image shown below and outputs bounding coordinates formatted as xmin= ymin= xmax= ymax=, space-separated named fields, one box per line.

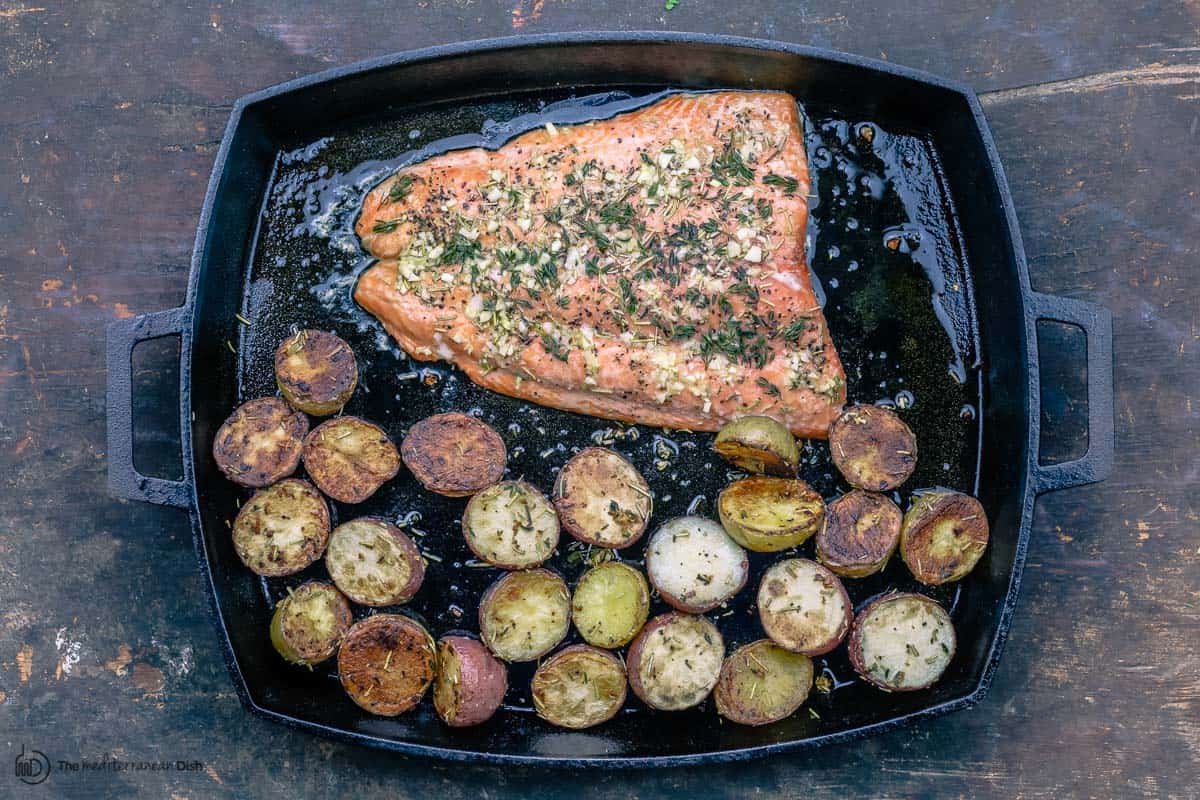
xmin=644 ymin=516 xmax=748 ymax=613
xmin=713 ymin=416 xmax=801 ymax=476
xmin=270 ymin=582 xmax=352 ymax=667
xmin=275 ymin=329 xmax=358 ymax=416
xmin=571 ymin=561 xmax=650 ymax=649
xmin=433 ymin=635 xmax=508 ymax=727
xmin=302 ymin=416 xmax=401 ymax=503
xmin=232 ymin=478 xmax=330 ymax=576
xmin=717 ymin=476 xmax=825 ymax=552
xmin=462 ymin=480 xmax=559 ymax=569
xmin=478 ymin=569 xmax=570 ymax=662
xmin=338 ymin=614 xmax=437 ymax=716
xmin=400 ymin=412 xmax=506 ymax=497
xmin=848 ymin=593 xmax=956 ymax=691
xmin=828 ymin=404 xmax=917 ymax=491
xmin=532 ymin=645 xmax=627 ymax=729
xmin=212 ymin=397 xmax=308 ymax=487
xmin=816 ymin=490 xmax=902 ymax=577
xmin=627 ymin=612 xmax=724 ymax=711
xmin=553 ymin=447 xmax=652 ymax=548
xmin=325 ymin=517 xmax=425 ymax=606
xmin=713 ymin=639 xmax=814 ymax=726
xmin=757 ymin=558 xmax=852 ymax=656
xmin=900 ymin=490 xmax=989 ymax=585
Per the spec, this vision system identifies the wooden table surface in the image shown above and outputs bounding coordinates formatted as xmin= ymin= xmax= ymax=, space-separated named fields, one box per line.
xmin=1 ymin=2 xmax=1197 ymax=798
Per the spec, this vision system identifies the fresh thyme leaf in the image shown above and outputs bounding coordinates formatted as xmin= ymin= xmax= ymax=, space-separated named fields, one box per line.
xmin=756 ymin=377 xmax=781 ymax=397
xmin=763 ymin=173 xmax=799 ymax=194
xmin=387 ymin=175 xmax=416 ymax=203
xmin=372 ymin=218 xmax=402 ymax=234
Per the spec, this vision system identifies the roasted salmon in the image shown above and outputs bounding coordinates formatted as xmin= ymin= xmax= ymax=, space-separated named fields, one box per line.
xmin=354 ymin=91 xmax=845 ymax=437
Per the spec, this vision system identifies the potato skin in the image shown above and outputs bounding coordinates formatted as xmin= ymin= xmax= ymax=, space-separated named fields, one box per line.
xmin=325 ymin=517 xmax=425 ymax=606
xmin=338 ymin=614 xmax=437 ymax=716
xmin=270 ymin=582 xmax=352 ymax=666
xmin=553 ymin=447 xmax=652 ymax=548
xmin=717 ymin=477 xmax=825 ymax=552
xmin=714 ymin=639 xmax=814 ymax=726
xmin=900 ymin=490 xmax=990 ymax=585
xmin=302 ymin=416 xmax=401 ymax=503
xmin=816 ymin=490 xmax=903 ymax=578
xmin=847 ymin=592 xmax=956 ymax=691
xmin=433 ymin=636 xmax=508 ymax=727
xmin=478 ymin=569 xmax=570 ymax=662
xmin=212 ymin=397 xmax=308 ymax=487
xmin=400 ymin=413 xmax=506 ymax=497
xmin=275 ymin=330 xmax=358 ymax=416
xmin=232 ymin=478 xmax=331 ymax=576
xmin=713 ymin=416 xmax=801 ymax=477
xmin=531 ymin=645 xmax=628 ymax=729
xmin=828 ymin=404 xmax=917 ymax=491
xmin=626 ymin=612 xmax=724 ymax=711
xmin=757 ymin=558 xmax=852 ymax=656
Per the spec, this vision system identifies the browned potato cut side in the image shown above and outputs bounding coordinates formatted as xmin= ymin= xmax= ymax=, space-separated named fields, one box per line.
xmin=627 ymin=613 xmax=724 ymax=711
xmin=553 ymin=447 xmax=652 ymax=548
xmin=571 ymin=561 xmax=650 ymax=649
xmin=757 ymin=558 xmax=852 ymax=656
xmin=302 ymin=416 xmax=401 ymax=503
xmin=900 ymin=490 xmax=990 ymax=585
xmin=213 ymin=397 xmax=308 ymax=487
xmin=717 ymin=476 xmax=824 ymax=552
xmin=274 ymin=330 xmax=358 ymax=416
xmin=325 ymin=517 xmax=425 ymax=606
xmin=532 ymin=645 xmax=628 ymax=729
xmin=848 ymin=593 xmax=956 ymax=691
xmin=478 ymin=569 xmax=570 ymax=662
xmin=714 ymin=639 xmax=814 ymax=726
xmin=645 ymin=516 xmax=748 ymax=613
xmin=828 ymin=404 xmax=917 ymax=491
xmin=433 ymin=636 xmax=508 ymax=727
xmin=232 ymin=479 xmax=331 ymax=576
xmin=816 ymin=490 xmax=903 ymax=577
xmin=400 ymin=413 xmax=506 ymax=497
xmin=713 ymin=416 xmax=802 ymax=476
xmin=462 ymin=480 xmax=559 ymax=569
xmin=270 ymin=582 xmax=352 ymax=667
xmin=338 ymin=614 xmax=437 ymax=716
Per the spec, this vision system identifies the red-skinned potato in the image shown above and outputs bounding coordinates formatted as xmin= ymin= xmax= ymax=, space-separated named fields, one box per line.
xmin=848 ymin=593 xmax=956 ymax=692
xmin=757 ymin=558 xmax=852 ymax=656
xmin=433 ymin=635 xmax=508 ymax=727
xmin=626 ymin=612 xmax=724 ymax=711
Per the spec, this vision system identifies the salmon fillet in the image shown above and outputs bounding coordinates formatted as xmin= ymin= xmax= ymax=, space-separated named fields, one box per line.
xmin=354 ymin=91 xmax=845 ymax=437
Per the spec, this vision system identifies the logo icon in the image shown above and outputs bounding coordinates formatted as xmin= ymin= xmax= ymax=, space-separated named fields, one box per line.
xmin=15 ymin=745 xmax=50 ymax=785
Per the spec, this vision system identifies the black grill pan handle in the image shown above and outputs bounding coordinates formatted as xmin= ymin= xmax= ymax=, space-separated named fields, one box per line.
xmin=106 ymin=307 xmax=192 ymax=509
xmin=1028 ymin=292 xmax=1114 ymax=493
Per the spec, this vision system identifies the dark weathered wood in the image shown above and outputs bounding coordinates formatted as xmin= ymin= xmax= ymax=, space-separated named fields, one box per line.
xmin=1 ymin=1 xmax=1197 ymax=798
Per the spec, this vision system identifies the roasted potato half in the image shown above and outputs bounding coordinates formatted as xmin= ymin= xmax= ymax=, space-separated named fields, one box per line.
xmin=325 ymin=517 xmax=425 ymax=606
xmin=532 ymin=645 xmax=628 ymax=729
xmin=816 ymin=490 xmax=903 ymax=578
xmin=478 ymin=569 xmax=570 ymax=662
xmin=400 ymin=412 xmax=506 ymax=497
xmin=270 ymin=582 xmax=352 ymax=667
xmin=717 ymin=476 xmax=825 ymax=552
xmin=213 ymin=397 xmax=308 ymax=487
xmin=433 ymin=635 xmax=508 ymax=727
xmin=645 ymin=516 xmax=749 ymax=613
xmin=828 ymin=404 xmax=917 ymax=491
xmin=274 ymin=329 xmax=358 ymax=416
xmin=627 ymin=612 xmax=725 ymax=711
xmin=848 ymin=593 xmax=956 ymax=691
xmin=232 ymin=478 xmax=330 ymax=576
xmin=713 ymin=416 xmax=802 ymax=477
xmin=302 ymin=416 xmax=401 ymax=503
xmin=338 ymin=614 xmax=437 ymax=716
xmin=900 ymin=490 xmax=990 ymax=585
xmin=713 ymin=639 xmax=814 ymax=726
xmin=757 ymin=558 xmax=852 ymax=656
xmin=462 ymin=480 xmax=559 ymax=569
xmin=571 ymin=561 xmax=650 ymax=649
xmin=553 ymin=447 xmax=652 ymax=548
